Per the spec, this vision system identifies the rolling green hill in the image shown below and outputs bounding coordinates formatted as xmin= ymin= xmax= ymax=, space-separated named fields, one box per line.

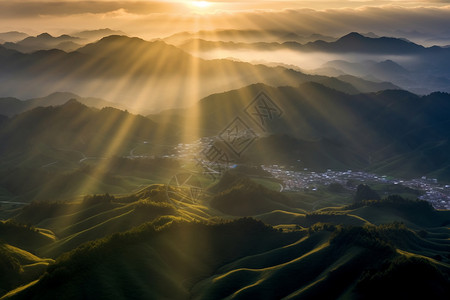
xmin=3 ymin=219 xmax=449 ymax=300
xmin=0 ymin=173 xmax=449 ymax=299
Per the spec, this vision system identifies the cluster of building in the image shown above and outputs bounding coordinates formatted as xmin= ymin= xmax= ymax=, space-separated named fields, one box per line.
xmin=163 ymin=141 xmax=450 ymax=210
xmin=262 ymin=165 xmax=450 ymax=210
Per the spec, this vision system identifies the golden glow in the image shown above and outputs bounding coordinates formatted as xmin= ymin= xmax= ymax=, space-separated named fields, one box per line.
xmin=191 ymin=1 xmax=211 ymax=9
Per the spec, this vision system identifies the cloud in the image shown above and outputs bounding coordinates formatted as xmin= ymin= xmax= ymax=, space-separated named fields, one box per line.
xmin=1 ymin=1 xmax=450 ymax=19
xmin=1 ymin=1 xmax=450 ymax=43
xmin=0 ymin=1 xmax=185 ymax=18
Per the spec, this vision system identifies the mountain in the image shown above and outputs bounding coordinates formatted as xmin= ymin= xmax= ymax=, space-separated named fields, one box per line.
xmin=154 ymin=82 xmax=450 ymax=179
xmin=336 ymin=75 xmax=400 ymax=92
xmin=3 ymin=213 xmax=449 ymax=299
xmin=0 ymin=159 xmax=449 ymax=299
xmin=0 ymin=92 xmax=136 ymax=117
xmin=174 ymin=33 xmax=450 ymax=94
xmin=0 ymin=101 xmax=171 ymax=202
xmin=0 ymin=32 xmax=29 ymax=43
xmin=0 ymin=100 xmax=157 ymax=159
xmin=304 ymin=32 xmax=426 ymax=54
xmin=209 ymin=172 xmax=294 ymax=216
xmin=71 ymin=28 xmax=127 ymax=42
xmin=177 ymin=32 xmax=432 ymax=55
xmin=324 ymin=60 xmax=410 ymax=78
xmin=0 ymin=35 xmax=398 ymax=111
xmin=323 ymin=59 xmax=450 ymax=94
xmin=2 ymin=33 xmax=82 ymax=53
xmin=164 ymin=29 xmax=336 ymax=45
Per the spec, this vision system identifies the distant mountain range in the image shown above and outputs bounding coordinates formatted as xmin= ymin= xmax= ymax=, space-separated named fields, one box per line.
xmin=178 ymin=32 xmax=432 ymax=54
xmin=0 ymin=31 xmax=29 ymax=43
xmin=0 ymin=29 xmax=126 ymax=53
xmin=0 ymin=92 xmax=138 ymax=117
xmin=2 ymin=33 xmax=82 ymax=53
xmin=164 ymin=29 xmax=337 ymax=45
xmin=0 ymin=34 xmax=400 ymax=111
xmin=321 ymin=59 xmax=450 ymax=95
xmin=176 ymin=32 xmax=450 ymax=94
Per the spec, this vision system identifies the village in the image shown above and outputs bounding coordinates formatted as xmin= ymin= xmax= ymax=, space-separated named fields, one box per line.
xmin=262 ymin=165 xmax=450 ymax=210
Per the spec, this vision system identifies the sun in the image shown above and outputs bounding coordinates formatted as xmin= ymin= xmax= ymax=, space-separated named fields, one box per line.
xmin=192 ymin=1 xmax=211 ymax=9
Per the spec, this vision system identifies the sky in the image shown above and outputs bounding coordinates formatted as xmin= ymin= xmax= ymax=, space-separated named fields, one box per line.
xmin=1 ymin=1 xmax=450 ymax=42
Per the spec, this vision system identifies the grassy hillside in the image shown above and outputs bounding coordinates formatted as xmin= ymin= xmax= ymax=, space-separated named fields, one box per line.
xmin=0 ymin=172 xmax=449 ymax=298
xmin=4 ymin=220 xmax=449 ymax=300
xmin=5 ymin=218 xmax=301 ymax=300
xmin=0 ymin=243 xmax=53 ymax=297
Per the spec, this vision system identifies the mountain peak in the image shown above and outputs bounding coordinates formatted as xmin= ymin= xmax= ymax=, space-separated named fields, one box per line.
xmin=61 ymin=98 xmax=87 ymax=109
xmin=37 ymin=32 xmax=53 ymax=39
xmin=338 ymin=32 xmax=366 ymax=41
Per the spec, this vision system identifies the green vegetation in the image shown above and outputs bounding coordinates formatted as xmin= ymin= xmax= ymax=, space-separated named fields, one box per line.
xmin=0 ymin=182 xmax=448 ymax=299
xmin=0 ymin=220 xmax=53 ymax=253
xmin=210 ymin=172 xmax=294 ymax=216
xmin=0 ymin=243 xmax=53 ymax=297
xmin=357 ymin=256 xmax=450 ymax=299
xmin=354 ymin=184 xmax=381 ymax=202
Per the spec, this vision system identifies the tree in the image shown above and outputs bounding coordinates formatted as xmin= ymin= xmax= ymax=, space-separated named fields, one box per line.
xmin=354 ymin=184 xmax=380 ymax=202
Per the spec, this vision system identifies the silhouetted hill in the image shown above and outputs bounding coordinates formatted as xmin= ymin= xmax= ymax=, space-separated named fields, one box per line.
xmin=0 ymin=92 xmax=133 ymax=117
xmin=310 ymin=32 xmax=426 ymax=54
xmin=155 ymin=82 xmax=450 ymax=179
xmin=0 ymin=32 xmax=29 ymax=43
xmin=164 ymin=29 xmax=336 ymax=45
xmin=0 ymin=35 xmax=399 ymax=110
xmin=71 ymin=28 xmax=126 ymax=42
xmin=177 ymin=32 xmax=430 ymax=55
xmin=0 ymin=100 xmax=157 ymax=158
xmin=3 ymin=33 xmax=82 ymax=53
xmin=325 ymin=60 xmax=410 ymax=78
xmin=209 ymin=172 xmax=293 ymax=216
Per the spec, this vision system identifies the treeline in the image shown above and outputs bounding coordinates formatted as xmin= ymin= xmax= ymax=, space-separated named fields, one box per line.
xmin=348 ymin=194 xmax=434 ymax=212
xmin=357 ymin=255 xmax=450 ymax=299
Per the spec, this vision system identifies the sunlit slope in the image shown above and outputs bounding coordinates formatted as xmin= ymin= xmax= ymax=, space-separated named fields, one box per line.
xmin=2 ymin=172 xmax=450 ymax=298
xmin=0 ymin=100 xmax=176 ymax=202
xmin=192 ymin=224 xmax=450 ymax=300
xmin=0 ymin=222 xmax=54 ymax=296
xmin=0 ymin=243 xmax=53 ymax=297
xmin=5 ymin=219 xmax=302 ymax=300
xmin=0 ymin=35 xmax=397 ymax=110
xmin=0 ymin=221 xmax=54 ymax=254
xmin=0 ymin=100 xmax=157 ymax=158
xmin=12 ymin=186 xmax=215 ymax=257
xmin=5 ymin=220 xmax=449 ymax=300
